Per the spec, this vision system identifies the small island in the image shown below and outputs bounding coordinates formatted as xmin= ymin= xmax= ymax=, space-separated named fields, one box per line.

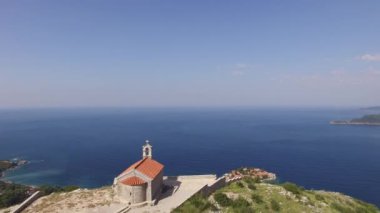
xmin=330 ymin=114 xmax=380 ymax=126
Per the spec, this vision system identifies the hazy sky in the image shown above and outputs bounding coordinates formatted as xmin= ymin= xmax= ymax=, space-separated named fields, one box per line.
xmin=1 ymin=0 xmax=379 ymax=108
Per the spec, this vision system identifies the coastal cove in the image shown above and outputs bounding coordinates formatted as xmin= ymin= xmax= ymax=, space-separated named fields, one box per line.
xmin=0 ymin=108 xmax=379 ymax=207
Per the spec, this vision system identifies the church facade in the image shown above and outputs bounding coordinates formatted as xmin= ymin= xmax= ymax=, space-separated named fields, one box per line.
xmin=113 ymin=141 xmax=164 ymax=205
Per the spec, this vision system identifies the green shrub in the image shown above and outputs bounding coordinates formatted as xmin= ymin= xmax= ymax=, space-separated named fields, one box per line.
xmin=233 ymin=206 xmax=255 ymax=213
xmin=189 ymin=194 xmax=213 ymax=211
xmin=243 ymin=177 xmax=255 ymax=184
xmin=236 ymin=182 xmax=244 ymax=188
xmin=0 ymin=188 xmax=28 ymax=208
xmin=270 ymin=199 xmax=280 ymax=211
xmin=282 ymin=182 xmax=303 ymax=195
xmin=231 ymin=197 xmax=253 ymax=213
xmin=39 ymin=185 xmax=61 ymax=195
xmin=314 ymin=194 xmax=325 ymax=201
xmin=251 ymin=194 xmax=263 ymax=204
xmin=353 ymin=199 xmax=379 ymax=213
xmin=62 ymin=185 xmax=79 ymax=192
xmin=173 ymin=194 xmax=215 ymax=213
xmin=331 ymin=202 xmax=354 ymax=213
xmin=248 ymin=183 xmax=256 ymax=190
xmin=0 ymin=182 xmax=29 ymax=208
xmin=39 ymin=185 xmax=79 ymax=195
xmin=214 ymin=192 xmax=232 ymax=207
xmin=232 ymin=196 xmax=250 ymax=208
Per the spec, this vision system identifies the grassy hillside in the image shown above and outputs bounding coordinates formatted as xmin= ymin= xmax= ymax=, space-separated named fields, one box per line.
xmin=174 ymin=178 xmax=379 ymax=213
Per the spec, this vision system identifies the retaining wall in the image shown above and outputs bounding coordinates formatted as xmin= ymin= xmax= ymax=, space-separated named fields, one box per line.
xmin=12 ymin=191 xmax=42 ymax=213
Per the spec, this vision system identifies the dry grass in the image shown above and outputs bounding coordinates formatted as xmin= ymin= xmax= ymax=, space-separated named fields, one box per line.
xmin=23 ymin=186 xmax=125 ymax=213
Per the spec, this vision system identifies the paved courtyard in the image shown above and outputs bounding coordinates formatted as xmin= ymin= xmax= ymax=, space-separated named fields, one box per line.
xmin=133 ymin=175 xmax=217 ymax=213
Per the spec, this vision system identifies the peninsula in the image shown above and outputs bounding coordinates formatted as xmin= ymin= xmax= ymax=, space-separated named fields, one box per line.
xmin=0 ymin=159 xmax=28 ymax=178
xmin=330 ymin=114 xmax=380 ymax=126
xmin=362 ymin=106 xmax=380 ymax=111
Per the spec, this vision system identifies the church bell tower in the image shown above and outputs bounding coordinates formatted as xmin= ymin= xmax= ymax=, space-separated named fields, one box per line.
xmin=142 ymin=140 xmax=152 ymax=159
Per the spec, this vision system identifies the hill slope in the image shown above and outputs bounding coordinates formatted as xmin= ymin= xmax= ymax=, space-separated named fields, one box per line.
xmin=174 ymin=178 xmax=379 ymax=213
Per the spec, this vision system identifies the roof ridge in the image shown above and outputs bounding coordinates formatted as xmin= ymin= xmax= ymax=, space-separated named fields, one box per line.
xmin=134 ymin=157 xmax=148 ymax=170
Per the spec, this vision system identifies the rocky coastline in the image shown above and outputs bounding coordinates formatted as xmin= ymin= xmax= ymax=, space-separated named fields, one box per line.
xmin=225 ymin=167 xmax=277 ymax=183
xmin=330 ymin=114 xmax=380 ymax=126
xmin=0 ymin=158 xmax=28 ymax=179
xmin=330 ymin=120 xmax=380 ymax=126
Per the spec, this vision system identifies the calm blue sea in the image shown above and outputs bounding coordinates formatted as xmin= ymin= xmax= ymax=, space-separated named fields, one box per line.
xmin=0 ymin=108 xmax=379 ymax=206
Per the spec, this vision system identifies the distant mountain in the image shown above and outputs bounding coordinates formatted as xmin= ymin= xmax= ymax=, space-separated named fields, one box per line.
xmin=362 ymin=106 xmax=380 ymax=110
xmin=331 ymin=114 xmax=380 ymax=125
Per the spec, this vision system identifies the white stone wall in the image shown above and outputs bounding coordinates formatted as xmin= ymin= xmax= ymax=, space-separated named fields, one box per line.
xmin=132 ymin=184 xmax=147 ymax=203
xmin=114 ymin=166 xmax=163 ymax=205
xmin=116 ymin=184 xmax=132 ymax=203
xmin=116 ymin=183 xmax=147 ymax=204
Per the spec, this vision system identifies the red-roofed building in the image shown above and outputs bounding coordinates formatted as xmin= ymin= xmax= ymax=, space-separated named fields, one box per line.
xmin=113 ymin=140 xmax=164 ymax=205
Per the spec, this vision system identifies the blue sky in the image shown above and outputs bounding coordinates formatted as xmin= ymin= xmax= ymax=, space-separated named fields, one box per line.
xmin=1 ymin=0 xmax=380 ymax=107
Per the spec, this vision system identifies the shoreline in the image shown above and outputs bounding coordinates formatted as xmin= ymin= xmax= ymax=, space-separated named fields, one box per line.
xmin=330 ymin=121 xmax=380 ymax=126
xmin=0 ymin=159 xmax=29 ymax=183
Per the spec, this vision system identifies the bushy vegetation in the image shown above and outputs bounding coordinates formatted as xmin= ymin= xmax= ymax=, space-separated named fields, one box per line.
xmin=214 ymin=192 xmax=232 ymax=207
xmin=174 ymin=179 xmax=380 ymax=213
xmin=270 ymin=199 xmax=280 ymax=211
xmin=38 ymin=185 xmax=79 ymax=195
xmin=331 ymin=202 xmax=355 ymax=213
xmin=281 ymin=182 xmax=304 ymax=195
xmin=248 ymin=183 xmax=256 ymax=190
xmin=0 ymin=182 xmax=80 ymax=209
xmin=353 ymin=199 xmax=379 ymax=213
xmin=0 ymin=181 xmax=29 ymax=209
xmin=251 ymin=193 xmax=264 ymax=203
xmin=314 ymin=193 xmax=325 ymax=201
xmin=232 ymin=196 xmax=250 ymax=208
xmin=214 ymin=193 xmax=254 ymax=213
xmin=236 ymin=182 xmax=244 ymax=188
xmin=243 ymin=177 xmax=257 ymax=190
xmin=172 ymin=194 xmax=215 ymax=213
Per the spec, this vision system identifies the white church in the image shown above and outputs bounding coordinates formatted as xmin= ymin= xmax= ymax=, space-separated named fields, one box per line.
xmin=113 ymin=140 xmax=164 ymax=205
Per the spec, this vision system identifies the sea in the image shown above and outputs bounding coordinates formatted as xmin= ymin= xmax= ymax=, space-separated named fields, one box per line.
xmin=0 ymin=107 xmax=379 ymax=206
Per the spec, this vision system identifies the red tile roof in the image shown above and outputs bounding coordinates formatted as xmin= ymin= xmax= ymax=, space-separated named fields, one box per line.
xmin=121 ymin=176 xmax=146 ymax=186
xmin=121 ymin=158 xmax=164 ymax=179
